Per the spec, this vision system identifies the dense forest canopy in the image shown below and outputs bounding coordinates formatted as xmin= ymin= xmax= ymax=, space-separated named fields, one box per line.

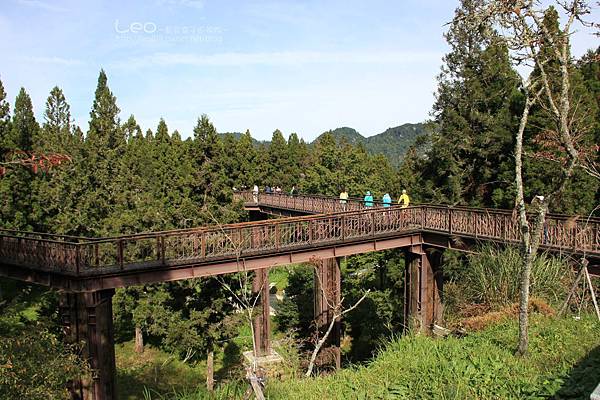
xmin=0 ymin=0 xmax=598 ymax=396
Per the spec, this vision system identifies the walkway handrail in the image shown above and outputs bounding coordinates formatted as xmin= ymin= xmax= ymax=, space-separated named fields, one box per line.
xmin=235 ymin=191 xmax=599 ymax=256
xmin=1 ymin=193 xmax=598 ymax=277
xmin=234 ymin=191 xmax=600 ymax=222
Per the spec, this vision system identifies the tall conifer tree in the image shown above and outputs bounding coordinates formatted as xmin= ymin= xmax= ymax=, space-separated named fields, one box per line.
xmin=418 ymin=0 xmax=522 ymax=207
xmin=40 ymin=86 xmax=72 ymax=153
xmin=0 ymin=78 xmax=10 ymax=159
xmin=9 ymin=88 xmax=38 ymax=151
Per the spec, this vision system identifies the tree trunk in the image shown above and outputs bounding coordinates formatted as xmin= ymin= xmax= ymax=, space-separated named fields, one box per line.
xmin=206 ymin=350 xmax=214 ymax=391
xmin=134 ymin=325 xmax=144 ymax=354
xmin=513 ymin=82 xmax=537 ymax=357
xmin=517 ymin=249 xmax=533 ymax=355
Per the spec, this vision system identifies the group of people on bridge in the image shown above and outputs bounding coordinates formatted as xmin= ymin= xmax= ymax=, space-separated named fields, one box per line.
xmin=244 ymin=184 xmax=411 ymax=209
xmin=340 ymin=188 xmax=410 ymax=208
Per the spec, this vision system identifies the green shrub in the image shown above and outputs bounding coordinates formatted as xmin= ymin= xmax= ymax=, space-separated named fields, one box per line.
xmin=0 ymin=326 xmax=90 ymax=400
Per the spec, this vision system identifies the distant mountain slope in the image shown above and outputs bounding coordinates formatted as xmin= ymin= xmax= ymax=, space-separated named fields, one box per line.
xmin=365 ymin=123 xmax=427 ymax=166
xmin=319 ymin=127 xmax=365 ymax=145
xmin=313 ymin=123 xmax=427 ymax=166
xmin=218 ymin=123 xmax=427 ymax=166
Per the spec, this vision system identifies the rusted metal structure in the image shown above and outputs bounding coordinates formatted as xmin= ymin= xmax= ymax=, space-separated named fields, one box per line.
xmin=1 ymin=192 xmax=599 ymax=399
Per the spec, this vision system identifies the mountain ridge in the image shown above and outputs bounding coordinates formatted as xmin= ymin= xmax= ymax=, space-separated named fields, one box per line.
xmin=313 ymin=122 xmax=427 ymax=166
xmin=219 ymin=122 xmax=428 ymax=166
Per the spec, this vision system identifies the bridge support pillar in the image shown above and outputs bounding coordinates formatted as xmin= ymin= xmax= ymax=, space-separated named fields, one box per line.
xmin=404 ymin=246 xmax=443 ymax=333
xmin=59 ymin=289 xmax=117 ymax=400
xmin=314 ymin=257 xmax=342 ymax=369
xmin=252 ymin=268 xmax=271 ymax=356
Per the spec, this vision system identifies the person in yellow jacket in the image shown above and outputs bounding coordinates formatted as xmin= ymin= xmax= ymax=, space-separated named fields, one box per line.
xmin=339 ymin=189 xmax=349 ymax=210
xmin=398 ymin=189 xmax=410 ymax=208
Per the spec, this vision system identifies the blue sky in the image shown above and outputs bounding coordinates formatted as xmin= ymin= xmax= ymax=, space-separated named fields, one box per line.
xmin=1 ymin=0 xmax=598 ymax=141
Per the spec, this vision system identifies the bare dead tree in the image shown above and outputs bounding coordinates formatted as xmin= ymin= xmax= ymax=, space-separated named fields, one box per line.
xmin=203 ymin=204 xmax=270 ymax=398
xmin=304 ymin=258 xmax=370 ymax=377
xmin=467 ymin=0 xmax=598 ymax=355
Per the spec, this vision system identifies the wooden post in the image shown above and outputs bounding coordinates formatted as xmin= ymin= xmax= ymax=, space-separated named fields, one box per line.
xmin=404 ymin=247 xmax=444 ymax=333
xmin=60 ymin=289 xmax=117 ymax=400
xmin=206 ymin=350 xmax=214 ymax=391
xmin=134 ymin=325 xmax=144 ymax=354
xmin=117 ymin=240 xmax=124 ymax=269
xmin=252 ymin=268 xmax=271 ymax=357
xmin=313 ymin=257 xmax=341 ymax=369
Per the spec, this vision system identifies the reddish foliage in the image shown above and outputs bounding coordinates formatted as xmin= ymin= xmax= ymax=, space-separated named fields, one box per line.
xmin=455 ymin=298 xmax=555 ymax=332
xmin=531 ymin=128 xmax=598 ymax=169
xmin=0 ymin=151 xmax=72 ymax=177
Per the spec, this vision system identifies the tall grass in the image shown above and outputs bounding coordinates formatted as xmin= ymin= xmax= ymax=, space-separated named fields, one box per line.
xmin=265 ymin=315 xmax=600 ymax=399
xmin=458 ymin=245 xmax=570 ymax=309
xmin=142 ymin=382 xmax=247 ymax=400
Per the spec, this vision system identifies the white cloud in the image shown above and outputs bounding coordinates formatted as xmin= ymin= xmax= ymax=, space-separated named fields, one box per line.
xmin=155 ymin=0 xmax=204 ymax=10
xmin=20 ymin=56 xmax=85 ymax=66
xmin=113 ymin=50 xmax=443 ymax=69
xmin=16 ymin=0 xmax=67 ymax=12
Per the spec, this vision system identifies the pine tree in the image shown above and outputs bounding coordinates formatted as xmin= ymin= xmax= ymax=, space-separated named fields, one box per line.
xmin=30 ymin=87 xmax=76 ymax=231
xmin=303 ymin=132 xmax=341 ymax=195
xmin=236 ymin=129 xmax=258 ymax=187
xmin=122 ymin=114 xmax=142 ymax=142
xmin=577 ymin=47 xmax=600 ymax=206
xmin=417 ymin=0 xmax=522 ymax=207
xmin=40 ymin=86 xmax=72 ymax=153
xmin=87 ymin=70 xmax=123 ymax=151
xmin=171 ymin=129 xmax=182 ymax=142
xmin=8 ymin=88 xmax=38 ymax=151
xmin=286 ymin=132 xmax=308 ymax=188
xmin=155 ymin=118 xmax=170 ymax=144
xmin=0 ymin=88 xmax=39 ymax=229
xmin=266 ymin=129 xmax=288 ymax=188
xmin=81 ymin=70 xmax=124 ymax=235
xmin=72 ymin=126 xmax=84 ymax=144
xmin=0 ymin=78 xmax=10 ymax=159
xmin=191 ymin=115 xmax=233 ymax=223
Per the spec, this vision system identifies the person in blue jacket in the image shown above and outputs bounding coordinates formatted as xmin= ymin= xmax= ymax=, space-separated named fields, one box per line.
xmin=364 ymin=191 xmax=374 ymax=207
xmin=382 ymin=193 xmax=392 ymax=207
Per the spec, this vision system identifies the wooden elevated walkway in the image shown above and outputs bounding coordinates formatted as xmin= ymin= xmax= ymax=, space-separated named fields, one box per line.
xmin=0 ymin=192 xmax=598 ymax=291
xmin=1 ymin=191 xmax=598 ymax=400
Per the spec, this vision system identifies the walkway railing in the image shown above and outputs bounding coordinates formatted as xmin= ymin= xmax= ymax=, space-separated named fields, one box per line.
xmin=1 ymin=193 xmax=598 ymax=277
xmin=0 ymin=205 xmax=422 ymax=276
xmin=235 ymin=191 xmax=600 ymax=256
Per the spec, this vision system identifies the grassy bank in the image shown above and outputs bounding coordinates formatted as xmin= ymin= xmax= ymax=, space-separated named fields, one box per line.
xmin=265 ymin=315 xmax=600 ymax=399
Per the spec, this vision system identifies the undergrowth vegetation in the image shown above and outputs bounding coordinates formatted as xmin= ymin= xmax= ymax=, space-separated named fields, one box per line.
xmin=444 ymin=245 xmax=572 ymax=323
xmin=265 ymin=315 xmax=600 ymax=400
xmin=0 ymin=281 xmax=90 ymax=400
xmin=142 ymin=246 xmax=598 ymax=400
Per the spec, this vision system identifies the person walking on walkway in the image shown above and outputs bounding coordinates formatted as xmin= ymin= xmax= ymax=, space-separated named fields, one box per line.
xmin=364 ymin=191 xmax=374 ymax=207
xmin=253 ymin=184 xmax=259 ymax=203
xmin=339 ymin=188 xmax=349 ymax=210
xmin=398 ymin=189 xmax=410 ymax=208
xmin=382 ymin=193 xmax=392 ymax=208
